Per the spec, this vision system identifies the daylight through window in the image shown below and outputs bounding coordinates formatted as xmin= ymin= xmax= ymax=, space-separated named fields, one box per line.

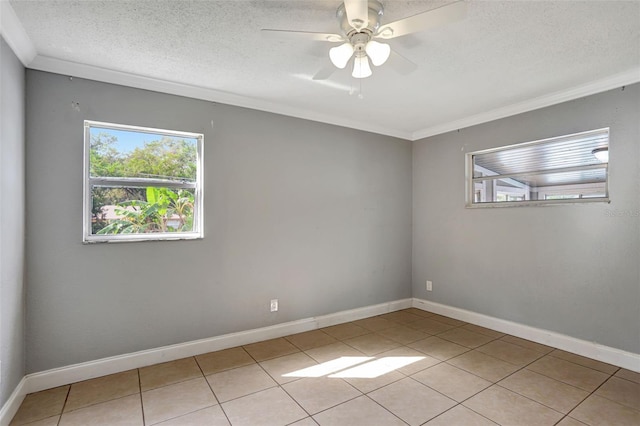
xmin=467 ymin=128 xmax=609 ymax=207
xmin=83 ymin=121 xmax=203 ymax=242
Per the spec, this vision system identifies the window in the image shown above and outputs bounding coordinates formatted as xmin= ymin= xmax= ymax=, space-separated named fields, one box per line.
xmin=83 ymin=121 xmax=203 ymax=242
xmin=466 ymin=128 xmax=609 ymax=207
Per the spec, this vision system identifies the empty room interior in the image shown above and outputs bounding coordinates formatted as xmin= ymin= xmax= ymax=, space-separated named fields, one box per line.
xmin=1 ymin=1 xmax=639 ymax=425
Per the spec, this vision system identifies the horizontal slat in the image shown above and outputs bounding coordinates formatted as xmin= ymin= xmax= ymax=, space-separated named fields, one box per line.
xmin=473 ymin=128 xmax=609 ymax=176
xmin=90 ymin=177 xmax=196 ymax=189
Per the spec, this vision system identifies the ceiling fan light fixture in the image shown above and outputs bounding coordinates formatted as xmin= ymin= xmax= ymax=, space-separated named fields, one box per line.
xmin=592 ymin=147 xmax=609 ymax=162
xmin=329 ymin=42 xmax=355 ymax=69
xmin=352 ymin=55 xmax=372 ymax=78
xmin=365 ymin=40 xmax=391 ymax=66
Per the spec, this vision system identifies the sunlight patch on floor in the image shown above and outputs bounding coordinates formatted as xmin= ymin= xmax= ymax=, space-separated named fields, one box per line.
xmin=283 ymin=356 xmax=424 ymax=379
xmin=329 ymin=356 xmax=425 ymax=378
xmin=282 ymin=356 xmax=373 ymax=378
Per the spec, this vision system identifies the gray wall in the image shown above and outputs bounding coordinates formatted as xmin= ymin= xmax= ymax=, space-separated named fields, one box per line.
xmin=25 ymin=70 xmax=413 ymax=373
xmin=0 ymin=37 xmax=26 ymax=406
xmin=413 ymin=84 xmax=640 ymax=354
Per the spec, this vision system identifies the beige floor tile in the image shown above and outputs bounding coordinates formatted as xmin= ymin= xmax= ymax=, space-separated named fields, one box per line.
xmin=408 ymin=336 xmax=469 ymax=360
xmin=436 ymin=328 xmax=496 ymax=348
xmin=527 ymin=355 xmax=610 ymax=392
xmin=142 ymin=377 xmax=216 ymax=425
xmin=260 ymin=351 xmax=318 ymax=384
xmin=412 ymin=363 xmax=491 ymax=402
xmin=476 ymin=340 xmax=545 ymax=367
xmin=429 ymin=314 xmax=467 ymax=326
xmin=155 ymin=405 xmax=230 ymax=425
xmin=594 ymin=376 xmax=640 ymax=410
xmin=499 ymin=335 xmax=554 ymax=354
xmin=425 ymin=405 xmax=498 ymax=425
xmin=221 ymin=387 xmax=307 ymax=426
xmin=369 ymin=377 xmax=456 ymax=425
xmin=206 ymin=363 xmax=276 ymax=402
xmin=243 ymin=337 xmax=299 ymax=361
xmin=13 ymin=416 xmax=60 ymax=426
xmin=555 ymin=416 xmax=588 ymax=426
xmin=570 ymin=394 xmax=640 ymax=426
xmin=550 ymin=350 xmax=619 ymax=374
xmin=499 ymin=369 xmax=589 ymax=413
xmin=464 ymin=385 xmax=563 ymax=426
xmin=343 ymin=333 xmax=401 ymax=355
xmin=402 ymin=307 xmax=435 ymax=318
xmin=304 ymin=342 xmax=366 ymax=363
xmin=341 ymin=369 xmax=405 ymax=393
xmin=59 ymin=394 xmax=142 ymax=426
xmin=378 ymin=310 xmax=423 ymax=324
xmin=461 ymin=324 xmax=505 ymax=338
xmin=352 ymin=316 xmax=397 ymax=332
xmin=616 ymin=368 xmax=640 ymax=384
xmin=64 ymin=369 xmax=139 ymax=412
xmin=375 ymin=325 xmax=429 ymax=345
xmin=283 ymin=377 xmax=361 ymax=414
xmin=285 ymin=330 xmax=338 ymax=351
xmin=195 ymin=347 xmax=255 ymax=375
xmin=313 ymin=395 xmax=406 ymax=426
xmin=320 ymin=323 xmax=369 ymax=340
xmin=374 ymin=346 xmax=441 ymax=375
xmin=289 ymin=417 xmax=319 ymax=425
xmin=406 ymin=318 xmax=457 ymax=334
xmin=448 ymin=350 xmax=520 ymax=382
xmin=139 ymin=357 xmax=202 ymax=391
xmin=10 ymin=385 xmax=69 ymax=426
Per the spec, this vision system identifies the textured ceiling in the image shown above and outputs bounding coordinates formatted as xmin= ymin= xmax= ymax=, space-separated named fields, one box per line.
xmin=6 ymin=0 xmax=640 ymax=139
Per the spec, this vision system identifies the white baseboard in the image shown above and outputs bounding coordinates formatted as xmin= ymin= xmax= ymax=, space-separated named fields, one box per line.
xmin=20 ymin=298 xmax=412 ymax=397
xmin=0 ymin=377 xmax=27 ymax=426
xmin=413 ymin=298 xmax=640 ymax=372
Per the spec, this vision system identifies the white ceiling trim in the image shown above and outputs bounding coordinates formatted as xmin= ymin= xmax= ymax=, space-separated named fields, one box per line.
xmin=411 ymin=67 xmax=640 ymax=141
xmin=0 ymin=0 xmax=36 ymax=65
xmin=30 ymin=53 xmax=640 ymax=143
xmin=28 ymin=54 xmax=413 ymax=141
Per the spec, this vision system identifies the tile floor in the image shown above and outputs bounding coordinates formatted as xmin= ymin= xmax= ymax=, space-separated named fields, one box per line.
xmin=10 ymin=308 xmax=640 ymax=426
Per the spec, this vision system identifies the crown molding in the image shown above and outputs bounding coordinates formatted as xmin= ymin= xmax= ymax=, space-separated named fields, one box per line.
xmin=27 ymin=54 xmax=413 ymax=141
xmin=411 ymin=67 xmax=640 ymax=141
xmin=0 ymin=0 xmax=36 ymax=65
xmin=3 ymin=0 xmax=638 ymax=143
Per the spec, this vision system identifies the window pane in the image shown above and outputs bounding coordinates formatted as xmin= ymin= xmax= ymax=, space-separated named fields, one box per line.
xmin=91 ymin=186 xmax=196 ymax=235
xmin=468 ymin=128 xmax=609 ymax=206
xmin=89 ymin=127 xmax=198 ymax=181
xmin=84 ymin=120 xmax=203 ymax=243
xmin=473 ymin=177 xmax=607 ymax=203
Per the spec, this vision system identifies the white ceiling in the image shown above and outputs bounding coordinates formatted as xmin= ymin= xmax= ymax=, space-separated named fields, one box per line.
xmin=3 ymin=0 xmax=640 ymax=140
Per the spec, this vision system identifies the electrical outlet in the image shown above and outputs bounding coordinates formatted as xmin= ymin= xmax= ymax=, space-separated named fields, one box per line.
xmin=426 ymin=280 xmax=433 ymax=291
xmin=270 ymin=299 xmax=278 ymax=312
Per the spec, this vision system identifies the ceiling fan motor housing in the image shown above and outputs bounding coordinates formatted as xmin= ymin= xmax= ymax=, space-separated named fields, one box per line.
xmin=337 ymin=0 xmax=384 ymax=37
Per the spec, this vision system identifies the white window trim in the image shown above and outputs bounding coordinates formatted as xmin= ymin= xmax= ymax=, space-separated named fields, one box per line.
xmin=83 ymin=120 xmax=204 ymax=243
xmin=465 ymin=128 xmax=610 ymax=208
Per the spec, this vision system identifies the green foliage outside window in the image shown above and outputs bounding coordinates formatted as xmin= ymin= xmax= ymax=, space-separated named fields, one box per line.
xmin=90 ymin=132 xmax=197 ymax=234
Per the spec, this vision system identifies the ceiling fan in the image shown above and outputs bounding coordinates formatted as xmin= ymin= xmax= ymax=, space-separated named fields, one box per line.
xmin=262 ymin=0 xmax=467 ymax=80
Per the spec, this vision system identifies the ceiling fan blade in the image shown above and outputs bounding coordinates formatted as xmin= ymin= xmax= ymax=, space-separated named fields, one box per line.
xmin=388 ymin=49 xmax=418 ymax=75
xmin=261 ymin=29 xmax=344 ymax=42
xmin=375 ymin=1 xmax=467 ymax=40
xmin=344 ymin=0 xmax=369 ymax=31
xmin=312 ymin=66 xmax=337 ymax=81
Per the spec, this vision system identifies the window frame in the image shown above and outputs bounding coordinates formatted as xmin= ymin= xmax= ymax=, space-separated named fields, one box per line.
xmin=83 ymin=120 xmax=204 ymax=243
xmin=465 ymin=128 xmax=610 ymax=208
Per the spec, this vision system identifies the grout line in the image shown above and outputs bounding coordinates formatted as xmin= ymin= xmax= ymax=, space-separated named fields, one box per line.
xmin=58 ymin=383 xmax=71 ymax=424
xmin=361 ymin=393 xmax=411 ymax=425
xmin=137 ymin=369 xmax=146 ymax=426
